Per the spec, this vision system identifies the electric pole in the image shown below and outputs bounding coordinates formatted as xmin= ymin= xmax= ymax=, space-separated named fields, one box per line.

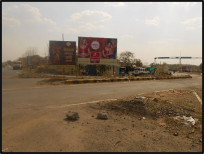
xmin=180 ymin=51 xmax=182 ymax=72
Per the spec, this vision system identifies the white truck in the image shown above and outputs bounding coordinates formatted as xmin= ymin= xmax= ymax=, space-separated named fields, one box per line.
xmin=13 ymin=61 xmax=22 ymax=70
xmin=131 ymin=67 xmax=150 ymax=76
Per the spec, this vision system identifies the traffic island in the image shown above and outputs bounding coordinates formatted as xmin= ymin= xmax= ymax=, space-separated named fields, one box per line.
xmin=64 ymin=75 xmax=192 ymax=84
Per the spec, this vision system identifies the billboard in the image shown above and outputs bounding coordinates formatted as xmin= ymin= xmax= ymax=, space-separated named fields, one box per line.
xmin=49 ymin=41 xmax=76 ymax=65
xmin=78 ymin=37 xmax=117 ymax=65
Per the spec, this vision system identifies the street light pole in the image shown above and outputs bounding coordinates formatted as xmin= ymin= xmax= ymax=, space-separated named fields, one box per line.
xmin=179 ymin=51 xmax=182 ymax=72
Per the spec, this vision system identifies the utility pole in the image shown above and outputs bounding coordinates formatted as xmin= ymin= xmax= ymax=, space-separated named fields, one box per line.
xmin=62 ymin=33 xmax=64 ymax=41
xmin=180 ymin=51 xmax=182 ymax=72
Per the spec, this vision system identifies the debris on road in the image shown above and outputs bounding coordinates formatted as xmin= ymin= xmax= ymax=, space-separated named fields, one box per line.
xmin=135 ymin=96 xmax=146 ymax=99
xmin=183 ymin=116 xmax=196 ymax=125
xmin=94 ymin=88 xmax=202 ymax=150
xmin=173 ymin=132 xmax=179 ymax=136
xmin=66 ymin=111 xmax=79 ymax=121
xmin=115 ymin=141 xmax=121 ymax=146
xmin=97 ymin=112 xmax=108 ymax=120
xmin=174 ymin=116 xmax=196 ymax=127
xmin=152 ymin=98 xmax=159 ymax=102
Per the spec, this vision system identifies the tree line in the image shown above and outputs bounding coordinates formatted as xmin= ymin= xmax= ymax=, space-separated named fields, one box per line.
xmin=2 ymin=48 xmax=201 ymax=73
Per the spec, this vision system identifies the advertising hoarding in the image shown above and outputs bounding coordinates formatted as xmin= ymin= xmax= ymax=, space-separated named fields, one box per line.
xmin=90 ymin=52 xmax=100 ymax=63
xmin=49 ymin=41 xmax=76 ymax=65
xmin=78 ymin=37 xmax=117 ymax=65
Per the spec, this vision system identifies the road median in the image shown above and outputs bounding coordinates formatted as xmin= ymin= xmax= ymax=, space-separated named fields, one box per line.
xmin=64 ymin=75 xmax=192 ymax=84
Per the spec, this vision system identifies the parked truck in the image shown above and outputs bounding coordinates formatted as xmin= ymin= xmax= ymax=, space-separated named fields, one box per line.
xmin=132 ymin=67 xmax=157 ymax=76
xmin=13 ymin=61 xmax=22 ymax=70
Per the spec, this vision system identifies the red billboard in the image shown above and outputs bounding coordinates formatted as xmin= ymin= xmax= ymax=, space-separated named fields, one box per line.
xmin=78 ymin=37 xmax=117 ymax=64
xmin=49 ymin=41 xmax=76 ymax=65
xmin=90 ymin=52 xmax=100 ymax=63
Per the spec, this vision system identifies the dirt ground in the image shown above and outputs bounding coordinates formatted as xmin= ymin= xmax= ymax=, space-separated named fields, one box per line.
xmin=3 ymin=86 xmax=202 ymax=152
xmin=80 ymin=87 xmax=202 ymax=152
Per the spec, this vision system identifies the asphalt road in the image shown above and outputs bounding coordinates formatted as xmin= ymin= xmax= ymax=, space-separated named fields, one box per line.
xmin=2 ymin=68 xmax=201 ymax=122
xmin=2 ymin=68 xmax=202 ymax=111
xmin=2 ymin=67 xmax=202 ymax=152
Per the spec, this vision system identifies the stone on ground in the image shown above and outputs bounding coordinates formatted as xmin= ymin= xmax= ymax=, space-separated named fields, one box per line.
xmin=97 ymin=112 xmax=108 ymax=120
xmin=66 ymin=111 xmax=79 ymax=121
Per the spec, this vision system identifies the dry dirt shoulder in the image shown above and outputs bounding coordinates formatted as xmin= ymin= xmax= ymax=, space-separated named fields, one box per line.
xmin=81 ymin=87 xmax=202 ymax=152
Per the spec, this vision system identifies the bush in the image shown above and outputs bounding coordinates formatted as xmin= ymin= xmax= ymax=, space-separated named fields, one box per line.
xmin=34 ymin=65 xmax=75 ymax=75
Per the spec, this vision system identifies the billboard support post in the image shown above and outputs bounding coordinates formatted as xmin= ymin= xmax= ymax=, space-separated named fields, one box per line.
xmin=113 ymin=65 xmax=114 ymax=76
xmin=75 ymin=64 xmax=77 ymax=78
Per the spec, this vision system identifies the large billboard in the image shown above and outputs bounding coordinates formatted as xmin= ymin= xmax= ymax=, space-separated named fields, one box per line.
xmin=78 ymin=37 xmax=117 ymax=65
xmin=49 ymin=41 xmax=76 ymax=65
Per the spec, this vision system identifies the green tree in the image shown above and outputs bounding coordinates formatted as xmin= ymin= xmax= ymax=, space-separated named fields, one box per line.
xmin=150 ymin=62 xmax=159 ymax=67
xmin=119 ymin=51 xmax=134 ymax=67
xmin=119 ymin=51 xmax=143 ymax=68
xmin=133 ymin=59 xmax=143 ymax=67
xmin=5 ymin=60 xmax=13 ymax=66
xmin=96 ymin=65 xmax=111 ymax=76
xmin=2 ymin=60 xmax=13 ymax=68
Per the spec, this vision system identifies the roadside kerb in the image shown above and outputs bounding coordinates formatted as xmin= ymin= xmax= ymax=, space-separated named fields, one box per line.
xmin=64 ymin=75 xmax=192 ymax=84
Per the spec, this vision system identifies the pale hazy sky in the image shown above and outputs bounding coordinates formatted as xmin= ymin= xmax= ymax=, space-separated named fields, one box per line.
xmin=2 ymin=2 xmax=202 ymax=65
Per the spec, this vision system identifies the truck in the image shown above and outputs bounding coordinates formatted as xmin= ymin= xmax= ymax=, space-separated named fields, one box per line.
xmin=132 ymin=67 xmax=157 ymax=76
xmin=13 ymin=61 xmax=22 ymax=70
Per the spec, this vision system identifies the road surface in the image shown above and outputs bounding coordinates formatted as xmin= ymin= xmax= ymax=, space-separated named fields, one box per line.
xmin=2 ymin=67 xmax=202 ymax=152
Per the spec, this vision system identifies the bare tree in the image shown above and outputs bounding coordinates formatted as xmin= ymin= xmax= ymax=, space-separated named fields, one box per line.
xmin=19 ymin=47 xmax=38 ymax=68
xmin=44 ymin=41 xmax=50 ymax=58
xmin=23 ymin=47 xmax=38 ymax=57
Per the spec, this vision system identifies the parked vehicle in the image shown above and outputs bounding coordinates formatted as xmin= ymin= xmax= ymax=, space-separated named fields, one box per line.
xmin=119 ymin=67 xmax=126 ymax=76
xmin=13 ymin=61 xmax=22 ymax=70
xmin=132 ymin=67 xmax=157 ymax=76
xmin=146 ymin=67 xmax=157 ymax=74
xmin=132 ymin=67 xmax=149 ymax=76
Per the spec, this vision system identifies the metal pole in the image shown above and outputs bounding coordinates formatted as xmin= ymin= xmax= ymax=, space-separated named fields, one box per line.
xmin=180 ymin=51 xmax=182 ymax=72
xmin=62 ymin=34 xmax=64 ymax=41
xmin=179 ymin=58 xmax=182 ymax=72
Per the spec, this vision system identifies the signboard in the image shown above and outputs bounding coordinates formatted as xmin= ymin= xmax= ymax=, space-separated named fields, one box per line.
xmin=49 ymin=41 xmax=76 ymax=65
xmin=78 ymin=37 xmax=117 ymax=65
xmin=90 ymin=52 xmax=100 ymax=63
xmin=27 ymin=56 xmax=32 ymax=65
